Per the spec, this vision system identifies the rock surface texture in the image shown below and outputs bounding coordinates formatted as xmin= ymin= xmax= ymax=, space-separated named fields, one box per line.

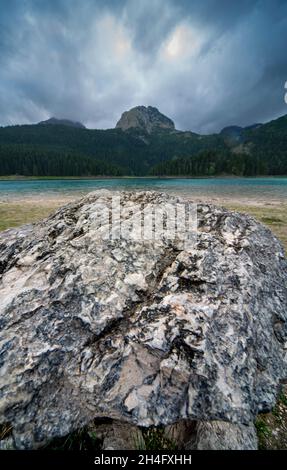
xmin=116 ymin=106 xmax=175 ymax=133
xmin=0 ymin=190 xmax=286 ymax=449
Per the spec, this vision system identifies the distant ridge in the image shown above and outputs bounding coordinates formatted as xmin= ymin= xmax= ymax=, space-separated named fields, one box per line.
xmin=0 ymin=107 xmax=286 ymax=177
xmin=38 ymin=117 xmax=86 ymax=129
xmin=220 ymin=123 xmax=263 ymax=144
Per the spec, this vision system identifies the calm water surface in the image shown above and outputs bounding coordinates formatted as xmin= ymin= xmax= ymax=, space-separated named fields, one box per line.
xmin=0 ymin=178 xmax=286 ymax=202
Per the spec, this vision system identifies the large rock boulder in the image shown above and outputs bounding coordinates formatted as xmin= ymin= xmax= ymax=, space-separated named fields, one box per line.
xmin=0 ymin=191 xmax=286 ymax=449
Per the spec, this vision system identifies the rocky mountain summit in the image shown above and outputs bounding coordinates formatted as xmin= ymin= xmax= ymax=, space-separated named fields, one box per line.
xmin=0 ymin=191 xmax=286 ymax=449
xmin=116 ymin=106 xmax=175 ymax=133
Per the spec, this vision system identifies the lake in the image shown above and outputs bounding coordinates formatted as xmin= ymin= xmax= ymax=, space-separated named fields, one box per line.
xmin=0 ymin=177 xmax=287 ymax=203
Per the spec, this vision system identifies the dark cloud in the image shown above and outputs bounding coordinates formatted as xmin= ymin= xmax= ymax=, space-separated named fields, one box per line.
xmin=0 ymin=0 xmax=286 ymax=132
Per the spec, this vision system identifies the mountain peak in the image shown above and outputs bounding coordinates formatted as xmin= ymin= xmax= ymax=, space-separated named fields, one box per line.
xmin=116 ymin=106 xmax=175 ymax=133
xmin=38 ymin=117 xmax=86 ymax=129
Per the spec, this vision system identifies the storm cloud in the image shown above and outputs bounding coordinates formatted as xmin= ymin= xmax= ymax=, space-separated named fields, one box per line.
xmin=0 ymin=0 xmax=287 ymax=133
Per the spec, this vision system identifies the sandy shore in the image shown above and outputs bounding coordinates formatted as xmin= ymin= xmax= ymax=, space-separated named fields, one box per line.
xmin=0 ymin=189 xmax=285 ymax=207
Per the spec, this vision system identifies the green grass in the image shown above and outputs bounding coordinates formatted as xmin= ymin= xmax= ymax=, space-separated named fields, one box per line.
xmin=255 ymin=391 xmax=287 ymax=449
xmin=140 ymin=427 xmax=177 ymax=450
xmin=43 ymin=425 xmax=176 ymax=451
xmin=0 ymin=202 xmax=62 ymax=231
xmin=44 ymin=427 xmax=101 ymax=451
xmin=255 ymin=419 xmax=272 ymax=445
xmin=278 ymin=393 xmax=287 ymax=407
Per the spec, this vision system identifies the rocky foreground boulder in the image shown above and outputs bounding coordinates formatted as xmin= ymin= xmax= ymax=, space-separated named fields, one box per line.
xmin=0 ymin=191 xmax=286 ymax=449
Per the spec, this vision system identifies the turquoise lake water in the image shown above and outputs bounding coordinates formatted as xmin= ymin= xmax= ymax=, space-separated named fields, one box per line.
xmin=0 ymin=178 xmax=287 ymax=202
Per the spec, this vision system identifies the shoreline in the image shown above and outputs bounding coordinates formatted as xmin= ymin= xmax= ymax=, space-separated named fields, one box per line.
xmin=0 ymin=175 xmax=287 ymax=181
xmin=0 ymin=186 xmax=285 ymax=207
xmin=0 ymin=187 xmax=285 ymax=206
xmin=0 ymin=193 xmax=285 ymax=207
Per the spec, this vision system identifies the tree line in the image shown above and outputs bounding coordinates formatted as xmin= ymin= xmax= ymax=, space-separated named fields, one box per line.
xmin=0 ymin=145 xmax=124 ymax=176
xmin=150 ymin=149 xmax=287 ymax=176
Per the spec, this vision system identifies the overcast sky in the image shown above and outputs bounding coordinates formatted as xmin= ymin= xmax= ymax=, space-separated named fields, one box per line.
xmin=0 ymin=0 xmax=287 ymax=133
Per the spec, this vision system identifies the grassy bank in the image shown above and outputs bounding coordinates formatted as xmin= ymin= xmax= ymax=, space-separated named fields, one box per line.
xmin=0 ymin=175 xmax=286 ymax=181
xmin=0 ymin=201 xmax=64 ymax=231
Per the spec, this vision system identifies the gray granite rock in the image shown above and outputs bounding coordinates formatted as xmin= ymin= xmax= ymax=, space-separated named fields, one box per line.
xmin=87 ymin=420 xmax=144 ymax=450
xmin=195 ymin=421 xmax=258 ymax=450
xmin=0 ymin=190 xmax=286 ymax=449
xmin=116 ymin=106 xmax=175 ymax=133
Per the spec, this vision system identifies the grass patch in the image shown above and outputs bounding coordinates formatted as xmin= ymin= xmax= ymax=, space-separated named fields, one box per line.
xmin=44 ymin=427 xmax=101 ymax=451
xmin=43 ymin=425 xmax=176 ymax=451
xmin=255 ymin=419 xmax=272 ymax=446
xmin=255 ymin=390 xmax=287 ymax=449
xmin=0 ymin=423 xmax=12 ymax=440
xmin=140 ymin=427 xmax=176 ymax=450
xmin=260 ymin=216 xmax=285 ymax=225
xmin=278 ymin=392 xmax=287 ymax=407
xmin=0 ymin=202 xmax=62 ymax=231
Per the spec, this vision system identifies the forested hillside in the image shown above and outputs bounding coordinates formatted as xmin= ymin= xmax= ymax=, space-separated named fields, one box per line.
xmin=0 ymin=123 xmax=230 ymax=176
xmin=242 ymin=115 xmax=287 ymax=175
xmin=0 ymin=112 xmax=286 ymax=176
xmin=0 ymin=144 xmax=124 ymax=176
xmin=149 ymin=149 xmax=273 ymax=177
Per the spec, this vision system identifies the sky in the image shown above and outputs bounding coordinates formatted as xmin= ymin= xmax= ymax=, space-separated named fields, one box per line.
xmin=0 ymin=0 xmax=287 ymax=133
